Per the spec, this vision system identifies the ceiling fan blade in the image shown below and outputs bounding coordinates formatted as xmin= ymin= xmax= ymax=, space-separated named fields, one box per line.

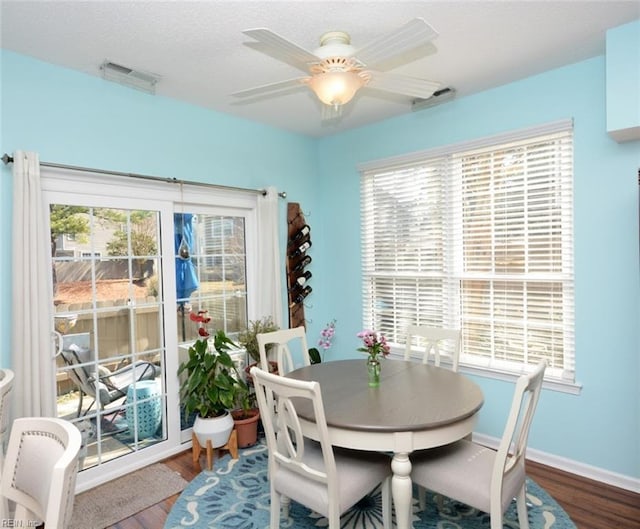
xmin=354 ymin=18 xmax=438 ymax=69
xmin=231 ymin=77 xmax=308 ymax=99
xmin=366 ymin=71 xmax=440 ymax=99
xmin=243 ymin=28 xmax=319 ymax=72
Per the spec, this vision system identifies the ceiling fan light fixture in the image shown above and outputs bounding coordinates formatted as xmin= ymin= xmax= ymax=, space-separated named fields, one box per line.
xmin=238 ymin=18 xmax=440 ymax=116
xmin=307 ymin=70 xmax=367 ymax=107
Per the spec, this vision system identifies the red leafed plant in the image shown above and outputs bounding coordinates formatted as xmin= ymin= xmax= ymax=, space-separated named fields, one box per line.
xmin=190 ymin=310 xmax=211 ymax=337
xmin=177 ymin=310 xmax=248 ymax=418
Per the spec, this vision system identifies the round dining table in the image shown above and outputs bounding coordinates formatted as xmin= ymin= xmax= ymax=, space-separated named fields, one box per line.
xmin=286 ymin=358 xmax=484 ymax=529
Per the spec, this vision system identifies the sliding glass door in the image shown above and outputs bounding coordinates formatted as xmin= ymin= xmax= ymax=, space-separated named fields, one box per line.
xmin=175 ymin=210 xmax=250 ymax=442
xmin=43 ymin=169 xmax=259 ymax=489
xmin=47 ymin=192 xmax=176 ymax=488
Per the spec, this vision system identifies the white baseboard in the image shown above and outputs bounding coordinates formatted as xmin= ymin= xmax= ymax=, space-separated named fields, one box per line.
xmin=472 ymin=432 xmax=640 ymax=494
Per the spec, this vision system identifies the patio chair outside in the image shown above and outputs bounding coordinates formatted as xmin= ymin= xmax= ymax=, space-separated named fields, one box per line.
xmin=60 ymin=332 xmax=158 ymax=417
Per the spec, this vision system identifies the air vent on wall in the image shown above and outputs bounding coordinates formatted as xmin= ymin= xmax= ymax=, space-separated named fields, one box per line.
xmin=100 ymin=60 xmax=160 ymax=94
xmin=411 ymin=87 xmax=456 ymax=111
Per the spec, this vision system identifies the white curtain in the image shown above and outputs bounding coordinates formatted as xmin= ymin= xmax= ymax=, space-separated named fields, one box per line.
xmin=255 ymin=187 xmax=284 ymax=327
xmin=12 ymin=151 xmax=56 ymax=418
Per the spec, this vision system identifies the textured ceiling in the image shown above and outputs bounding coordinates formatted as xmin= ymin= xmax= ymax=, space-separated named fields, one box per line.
xmin=1 ymin=1 xmax=639 ymax=137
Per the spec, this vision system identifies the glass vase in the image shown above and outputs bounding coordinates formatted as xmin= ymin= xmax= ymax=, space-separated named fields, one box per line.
xmin=367 ymin=357 xmax=381 ymax=387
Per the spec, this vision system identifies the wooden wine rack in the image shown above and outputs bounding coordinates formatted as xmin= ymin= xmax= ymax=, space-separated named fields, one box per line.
xmin=286 ymin=202 xmax=311 ymax=329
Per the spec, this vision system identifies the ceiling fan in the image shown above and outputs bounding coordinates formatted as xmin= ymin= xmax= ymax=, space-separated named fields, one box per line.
xmin=232 ymin=18 xmax=441 ymax=117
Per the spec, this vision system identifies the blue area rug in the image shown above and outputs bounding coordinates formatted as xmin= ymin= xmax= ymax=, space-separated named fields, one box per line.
xmin=164 ymin=442 xmax=576 ymax=529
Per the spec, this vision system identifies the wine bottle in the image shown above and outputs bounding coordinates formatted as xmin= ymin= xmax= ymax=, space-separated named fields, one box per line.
xmin=291 ymin=255 xmax=312 ymax=272
xmin=289 ymin=285 xmax=312 ymax=307
xmin=288 ymin=240 xmax=312 ymax=259
xmin=288 ymin=224 xmax=310 ymax=246
xmin=289 ymin=270 xmax=311 ymax=290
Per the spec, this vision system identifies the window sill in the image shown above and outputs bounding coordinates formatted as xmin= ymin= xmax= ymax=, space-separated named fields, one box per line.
xmin=459 ymin=363 xmax=582 ymax=395
xmin=388 ymin=352 xmax=583 ymax=395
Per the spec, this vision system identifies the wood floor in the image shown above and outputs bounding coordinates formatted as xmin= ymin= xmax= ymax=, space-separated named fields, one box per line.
xmin=108 ymin=449 xmax=640 ymax=529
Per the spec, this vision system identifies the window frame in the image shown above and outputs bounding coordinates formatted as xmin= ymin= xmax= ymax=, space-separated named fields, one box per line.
xmin=359 ymin=119 xmax=580 ymax=393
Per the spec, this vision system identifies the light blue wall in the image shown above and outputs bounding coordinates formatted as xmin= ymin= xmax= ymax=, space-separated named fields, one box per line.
xmin=0 ymin=49 xmax=318 ymax=367
xmin=2 ymin=48 xmax=639 ymax=480
xmin=314 ymin=56 xmax=640 ymax=478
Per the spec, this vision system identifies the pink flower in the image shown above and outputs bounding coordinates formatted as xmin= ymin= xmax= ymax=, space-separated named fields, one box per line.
xmin=357 ymin=330 xmax=390 ymax=361
xmin=318 ymin=319 xmax=336 ymax=350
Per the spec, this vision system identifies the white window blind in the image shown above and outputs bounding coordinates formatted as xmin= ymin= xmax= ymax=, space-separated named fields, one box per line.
xmin=360 ymin=121 xmax=574 ymax=382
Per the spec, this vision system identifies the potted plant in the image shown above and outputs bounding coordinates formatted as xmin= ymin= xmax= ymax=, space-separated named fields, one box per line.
xmin=178 ymin=310 xmax=248 ymax=449
xmin=231 ymin=390 xmax=260 ymax=448
xmin=238 ymin=316 xmax=280 ymax=379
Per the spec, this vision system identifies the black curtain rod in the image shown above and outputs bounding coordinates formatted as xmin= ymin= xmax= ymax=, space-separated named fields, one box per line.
xmin=1 ymin=153 xmax=287 ymax=199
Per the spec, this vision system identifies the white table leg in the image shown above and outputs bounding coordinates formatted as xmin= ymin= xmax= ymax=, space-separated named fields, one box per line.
xmin=391 ymin=451 xmax=413 ymax=529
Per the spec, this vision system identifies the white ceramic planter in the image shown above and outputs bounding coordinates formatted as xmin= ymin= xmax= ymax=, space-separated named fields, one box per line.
xmin=193 ymin=412 xmax=234 ymax=448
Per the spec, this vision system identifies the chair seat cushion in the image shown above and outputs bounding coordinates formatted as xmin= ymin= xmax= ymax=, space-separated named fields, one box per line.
xmin=411 ymin=439 xmax=525 ymax=514
xmin=273 ymin=441 xmax=390 ymax=517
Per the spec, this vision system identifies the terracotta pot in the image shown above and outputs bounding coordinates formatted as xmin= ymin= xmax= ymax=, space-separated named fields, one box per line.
xmin=244 ymin=361 xmax=279 ymax=385
xmin=232 ymin=408 xmax=260 ymax=448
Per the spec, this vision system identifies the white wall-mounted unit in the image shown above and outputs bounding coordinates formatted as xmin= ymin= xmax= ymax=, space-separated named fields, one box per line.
xmin=606 ymin=21 xmax=640 ymax=142
xmin=100 ymin=60 xmax=160 ymax=94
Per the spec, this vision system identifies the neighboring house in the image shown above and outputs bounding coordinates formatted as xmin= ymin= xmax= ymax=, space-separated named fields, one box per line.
xmin=198 ymin=216 xmax=245 ymax=282
xmin=54 ymin=211 xmax=122 ymax=259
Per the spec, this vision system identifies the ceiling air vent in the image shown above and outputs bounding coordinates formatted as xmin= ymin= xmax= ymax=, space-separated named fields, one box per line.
xmin=412 ymin=87 xmax=456 ymax=111
xmin=100 ymin=60 xmax=160 ymax=94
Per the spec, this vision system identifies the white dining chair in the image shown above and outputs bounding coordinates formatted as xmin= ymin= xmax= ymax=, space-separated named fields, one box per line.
xmin=404 ymin=325 xmax=461 ymax=372
xmin=0 ymin=368 xmax=14 ymax=521
xmin=410 ymin=360 xmax=547 ymax=529
xmin=0 ymin=417 xmax=82 ymax=529
xmin=404 ymin=326 xmax=462 ymax=507
xmin=250 ymin=366 xmax=392 ymax=529
xmin=257 ymin=326 xmax=310 ymax=375
xmin=0 ymin=368 xmax=14 ymax=456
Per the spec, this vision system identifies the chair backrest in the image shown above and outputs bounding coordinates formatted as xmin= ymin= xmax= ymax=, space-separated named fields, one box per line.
xmin=257 ymin=327 xmax=310 ymax=375
xmin=0 ymin=369 xmax=15 ymax=520
xmin=60 ymin=333 xmax=135 ymax=407
xmin=1 ymin=417 xmax=82 ymax=529
xmin=491 ymin=360 xmax=547 ymax=509
xmin=59 ymin=347 xmax=98 ymax=397
xmin=251 ymin=366 xmax=337 ymax=491
xmin=60 ymin=333 xmax=99 ymax=397
xmin=0 ymin=369 xmax=15 ymax=445
xmin=404 ymin=325 xmax=461 ymax=371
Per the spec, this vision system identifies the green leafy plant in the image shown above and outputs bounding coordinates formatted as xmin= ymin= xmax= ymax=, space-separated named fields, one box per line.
xmin=178 ymin=311 xmax=248 ymax=419
xmin=234 ymin=388 xmax=259 ymax=419
xmin=238 ymin=316 xmax=280 ymax=364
